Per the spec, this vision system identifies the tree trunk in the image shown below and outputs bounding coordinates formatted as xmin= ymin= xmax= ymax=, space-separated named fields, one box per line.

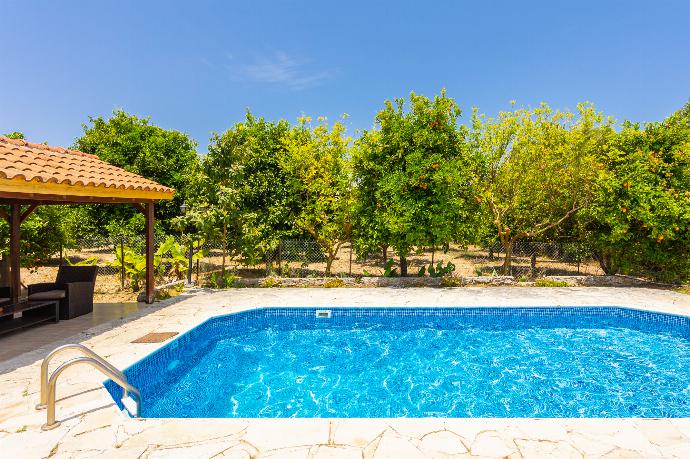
xmin=431 ymin=247 xmax=435 ymax=265
xmin=325 ymin=256 xmax=334 ymax=277
xmin=593 ymin=251 xmax=613 ymax=275
xmin=382 ymin=246 xmax=388 ymax=264
xmin=502 ymin=240 xmax=513 ymax=275
xmin=400 ymin=255 xmax=408 ymax=277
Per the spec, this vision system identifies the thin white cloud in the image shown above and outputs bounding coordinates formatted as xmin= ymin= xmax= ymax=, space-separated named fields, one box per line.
xmin=235 ymin=51 xmax=332 ymax=90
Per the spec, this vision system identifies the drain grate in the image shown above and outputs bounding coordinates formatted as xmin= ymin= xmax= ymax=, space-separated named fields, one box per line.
xmin=131 ymin=332 xmax=178 ymax=343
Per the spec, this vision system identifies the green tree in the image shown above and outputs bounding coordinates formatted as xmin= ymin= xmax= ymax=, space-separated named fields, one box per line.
xmin=471 ymin=103 xmax=610 ymax=273
xmin=0 ymin=207 xmax=67 ymax=267
xmin=173 ymin=186 xmax=241 ymax=278
xmin=583 ymin=102 xmax=690 ymax=280
xmin=202 ymin=112 xmax=302 ymax=264
xmin=282 ymin=116 xmax=353 ymax=275
xmin=71 ymin=110 xmax=199 ymax=236
xmin=352 ymin=90 xmax=481 ymax=276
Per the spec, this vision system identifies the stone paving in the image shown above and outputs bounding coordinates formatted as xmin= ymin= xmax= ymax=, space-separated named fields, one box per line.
xmin=2 ymin=287 xmax=690 ymax=458
xmin=0 ymin=302 xmax=141 ymax=362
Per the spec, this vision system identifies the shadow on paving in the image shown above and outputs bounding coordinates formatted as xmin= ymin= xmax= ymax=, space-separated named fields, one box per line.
xmin=0 ymin=294 xmax=191 ymax=374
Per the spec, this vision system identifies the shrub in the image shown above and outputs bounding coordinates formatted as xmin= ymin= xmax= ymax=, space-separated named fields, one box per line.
xmin=208 ymin=271 xmax=237 ymax=288
xmin=440 ymin=276 xmax=463 ymax=287
xmin=261 ymin=277 xmax=282 ymax=288
xmin=323 ymin=278 xmax=345 ymax=288
xmin=534 ymin=278 xmax=570 ymax=287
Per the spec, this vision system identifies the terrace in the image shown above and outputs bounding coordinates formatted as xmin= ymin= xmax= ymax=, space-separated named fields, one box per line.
xmin=2 ymin=287 xmax=690 ymax=457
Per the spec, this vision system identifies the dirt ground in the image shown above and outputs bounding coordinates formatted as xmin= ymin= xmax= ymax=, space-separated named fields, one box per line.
xmin=19 ymin=243 xmax=603 ymax=303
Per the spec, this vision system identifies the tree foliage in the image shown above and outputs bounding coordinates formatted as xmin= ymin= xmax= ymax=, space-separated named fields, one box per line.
xmin=202 ymin=112 xmax=301 ymax=263
xmin=282 ymin=116 xmax=353 ymax=275
xmin=71 ymin=110 xmax=199 ymax=236
xmin=0 ymin=206 xmax=67 ymax=267
xmin=472 ymin=103 xmax=611 ymax=273
xmin=352 ymin=90 xmax=482 ymax=275
xmin=5 ymin=95 xmax=690 ymax=284
xmin=582 ymin=104 xmax=690 ymax=280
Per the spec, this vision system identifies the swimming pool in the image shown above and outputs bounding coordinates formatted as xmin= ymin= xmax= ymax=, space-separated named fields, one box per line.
xmin=105 ymin=307 xmax=690 ymax=418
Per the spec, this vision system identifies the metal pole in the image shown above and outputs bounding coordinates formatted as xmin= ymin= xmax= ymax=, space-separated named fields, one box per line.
xmin=187 ymin=239 xmax=193 ymax=286
xmin=120 ymin=238 xmax=125 ymax=289
xmin=144 ymin=203 xmax=155 ymax=304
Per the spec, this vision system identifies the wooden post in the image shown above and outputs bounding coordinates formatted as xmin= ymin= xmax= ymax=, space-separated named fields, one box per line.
xmin=10 ymin=204 xmax=21 ymax=304
xmin=145 ymin=203 xmax=155 ymax=304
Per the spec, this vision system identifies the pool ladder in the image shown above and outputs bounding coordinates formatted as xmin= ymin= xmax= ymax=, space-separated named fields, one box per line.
xmin=35 ymin=343 xmax=141 ymax=430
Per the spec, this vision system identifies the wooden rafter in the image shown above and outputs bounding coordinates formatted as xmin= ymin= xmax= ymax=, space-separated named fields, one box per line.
xmin=131 ymin=203 xmax=146 ymax=215
xmin=20 ymin=204 xmax=39 ymax=223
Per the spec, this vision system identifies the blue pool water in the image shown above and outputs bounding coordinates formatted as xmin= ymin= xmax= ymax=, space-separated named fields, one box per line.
xmin=105 ymin=307 xmax=690 ymax=418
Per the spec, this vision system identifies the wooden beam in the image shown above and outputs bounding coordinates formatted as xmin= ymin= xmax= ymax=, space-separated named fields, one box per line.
xmin=145 ymin=203 xmax=155 ymax=304
xmin=131 ymin=203 xmax=146 ymax=215
xmin=10 ymin=205 xmax=21 ymax=304
xmin=20 ymin=204 xmax=39 ymax=223
xmin=0 ymin=206 xmax=8 ymax=223
xmin=0 ymin=191 xmax=162 ymax=205
xmin=0 ymin=177 xmax=174 ymax=201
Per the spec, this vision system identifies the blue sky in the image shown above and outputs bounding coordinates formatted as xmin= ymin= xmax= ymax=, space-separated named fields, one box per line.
xmin=2 ymin=1 xmax=689 ymax=152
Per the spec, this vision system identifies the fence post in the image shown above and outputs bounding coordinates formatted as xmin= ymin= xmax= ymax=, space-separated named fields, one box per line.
xmin=119 ymin=238 xmax=125 ymax=289
xmin=531 ymin=252 xmax=537 ymax=274
xmin=187 ymin=239 xmax=194 ymax=286
xmin=195 ymin=240 xmax=200 ymax=284
xmin=278 ymin=240 xmax=282 ymax=275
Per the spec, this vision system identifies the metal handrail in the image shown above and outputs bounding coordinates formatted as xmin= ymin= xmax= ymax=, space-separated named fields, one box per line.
xmin=41 ymin=356 xmax=141 ymax=430
xmin=36 ymin=343 xmax=126 ymax=410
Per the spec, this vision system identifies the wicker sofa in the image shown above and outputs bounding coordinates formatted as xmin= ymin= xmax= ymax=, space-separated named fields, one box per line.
xmin=28 ymin=266 xmax=98 ymax=320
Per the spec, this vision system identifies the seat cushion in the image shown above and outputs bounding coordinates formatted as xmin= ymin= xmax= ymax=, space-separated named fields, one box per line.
xmin=0 ymin=297 xmax=9 ymax=304
xmin=28 ymin=290 xmax=66 ymax=301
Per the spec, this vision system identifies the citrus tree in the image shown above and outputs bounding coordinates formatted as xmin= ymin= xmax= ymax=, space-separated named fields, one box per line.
xmin=72 ymin=110 xmax=199 ymax=236
xmin=282 ymin=116 xmax=353 ymax=275
xmin=352 ymin=90 xmax=481 ymax=276
xmin=471 ymin=103 xmax=610 ymax=273
xmin=583 ymin=101 xmax=690 ymax=280
xmin=203 ymin=112 xmax=301 ymax=264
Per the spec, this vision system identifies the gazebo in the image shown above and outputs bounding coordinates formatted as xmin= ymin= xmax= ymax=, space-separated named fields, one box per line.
xmin=0 ymin=136 xmax=174 ymax=305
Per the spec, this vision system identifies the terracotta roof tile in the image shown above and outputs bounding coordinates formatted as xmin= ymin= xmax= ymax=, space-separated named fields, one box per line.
xmin=0 ymin=136 xmax=174 ymax=195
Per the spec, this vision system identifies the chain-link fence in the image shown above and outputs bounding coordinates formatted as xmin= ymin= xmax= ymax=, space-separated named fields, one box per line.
xmin=200 ymin=239 xmax=603 ymax=280
xmin=17 ymin=237 xmax=605 ymax=301
xmin=20 ymin=235 xmax=180 ymax=301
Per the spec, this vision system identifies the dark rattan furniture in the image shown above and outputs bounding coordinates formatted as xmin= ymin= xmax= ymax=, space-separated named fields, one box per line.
xmin=0 ymin=286 xmax=10 ymax=306
xmin=0 ymin=300 xmax=59 ymax=336
xmin=28 ymin=266 xmax=98 ymax=320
